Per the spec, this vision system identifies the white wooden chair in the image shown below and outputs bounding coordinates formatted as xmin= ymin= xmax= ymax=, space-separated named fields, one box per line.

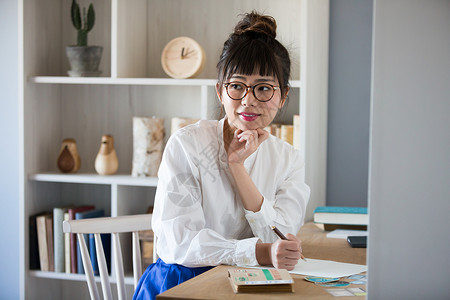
xmin=63 ymin=214 xmax=153 ymax=300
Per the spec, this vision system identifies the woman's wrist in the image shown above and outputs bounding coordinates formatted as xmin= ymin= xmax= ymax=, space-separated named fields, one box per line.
xmin=255 ymin=243 xmax=273 ymax=266
xmin=227 ymin=161 xmax=263 ymax=212
xmin=228 ymin=161 xmax=245 ymax=172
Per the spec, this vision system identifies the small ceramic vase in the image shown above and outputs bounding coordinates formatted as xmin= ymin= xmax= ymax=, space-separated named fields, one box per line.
xmin=95 ymin=135 xmax=119 ymax=175
xmin=57 ymin=138 xmax=81 ymax=173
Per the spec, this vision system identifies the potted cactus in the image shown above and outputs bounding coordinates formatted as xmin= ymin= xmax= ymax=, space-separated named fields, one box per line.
xmin=65 ymin=0 xmax=103 ymax=77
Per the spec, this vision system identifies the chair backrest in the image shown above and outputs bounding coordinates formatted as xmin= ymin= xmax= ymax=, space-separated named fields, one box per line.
xmin=63 ymin=214 xmax=152 ymax=300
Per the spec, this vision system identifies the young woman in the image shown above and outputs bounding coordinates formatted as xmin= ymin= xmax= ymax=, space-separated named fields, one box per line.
xmin=133 ymin=11 xmax=310 ymax=299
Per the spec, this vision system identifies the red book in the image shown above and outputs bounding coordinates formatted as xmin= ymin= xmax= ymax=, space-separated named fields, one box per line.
xmin=68 ymin=205 xmax=94 ymax=273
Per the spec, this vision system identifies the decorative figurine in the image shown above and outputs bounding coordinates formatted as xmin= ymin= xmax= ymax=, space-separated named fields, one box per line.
xmin=95 ymin=135 xmax=118 ymax=175
xmin=132 ymin=117 xmax=165 ymax=177
xmin=57 ymin=138 xmax=81 ymax=173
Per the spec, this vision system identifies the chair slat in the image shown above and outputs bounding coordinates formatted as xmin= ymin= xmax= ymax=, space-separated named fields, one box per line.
xmin=132 ymin=231 xmax=142 ymax=288
xmin=78 ymin=233 xmax=100 ymax=300
xmin=63 ymin=214 xmax=153 ymax=299
xmin=113 ymin=233 xmax=126 ymax=300
xmin=95 ymin=233 xmax=112 ymax=300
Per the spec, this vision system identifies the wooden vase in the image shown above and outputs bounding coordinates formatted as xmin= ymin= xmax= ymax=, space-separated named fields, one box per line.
xmin=57 ymin=138 xmax=81 ymax=173
xmin=95 ymin=135 xmax=119 ymax=175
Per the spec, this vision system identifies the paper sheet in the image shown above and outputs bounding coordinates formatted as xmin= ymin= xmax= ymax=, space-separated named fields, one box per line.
xmin=289 ymin=258 xmax=367 ymax=278
xmin=247 ymin=259 xmax=367 ymax=278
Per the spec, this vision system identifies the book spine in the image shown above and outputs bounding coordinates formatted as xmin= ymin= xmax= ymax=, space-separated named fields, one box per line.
xmin=70 ymin=233 xmax=77 ymax=273
xmin=102 ymin=233 xmax=111 ymax=273
xmin=69 ymin=210 xmax=78 ymax=273
xmin=275 ymin=125 xmax=281 ymax=138
xmin=314 ymin=206 xmax=368 ymax=214
xmin=53 ymin=208 xmax=65 ymax=272
xmin=281 ymin=125 xmax=294 ymax=145
xmin=64 ymin=212 xmax=71 ymax=273
xmin=46 ymin=216 xmax=54 ymax=272
xmin=68 ymin=205 xmax=95 ymax=273
xmin=74 ymin=209 xmax=104 ymax=274
xmin=77 ymin=233 xmax=89 ymax=274
xmin=36 ymin=215 xmax=49 ymax=271
xmin=29 ymin=214 xmax=41 ymax=270
xmin=265 ymin=123 xmax=282 ymax=137
xmin=89 ymin=234 xmax=99 ymax=276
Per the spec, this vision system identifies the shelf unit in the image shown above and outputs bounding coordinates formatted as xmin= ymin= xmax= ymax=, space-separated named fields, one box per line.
xmin=27 ymin=77 xmax=301 ymax=123
xmin=29 ymin=173 xmax=159 ymax=187
xmin=19 ymin=0 xmax=329 ymax=299
xmin=29 ymin=270 xmax=136 ymax=285
xmin=29 ymin=77 xmax=302 ymax=87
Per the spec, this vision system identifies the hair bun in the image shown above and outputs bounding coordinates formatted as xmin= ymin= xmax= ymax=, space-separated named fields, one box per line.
xmin=234 ymin=11 xmax=277 ymax=39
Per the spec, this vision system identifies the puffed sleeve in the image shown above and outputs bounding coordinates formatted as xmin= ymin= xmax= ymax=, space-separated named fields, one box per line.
xmin=152 ymin=130 xmax=260 ymax=267
xmin=244 ymin=149 xmax=310 ymax=243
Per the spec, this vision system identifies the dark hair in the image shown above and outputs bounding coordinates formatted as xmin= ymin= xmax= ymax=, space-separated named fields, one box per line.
xmin=217 ymin=11 xmax=291 ymax=99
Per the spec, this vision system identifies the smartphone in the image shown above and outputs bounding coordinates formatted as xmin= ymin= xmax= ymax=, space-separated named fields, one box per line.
xmin=347 ymin=236 xmax=367 ymax=248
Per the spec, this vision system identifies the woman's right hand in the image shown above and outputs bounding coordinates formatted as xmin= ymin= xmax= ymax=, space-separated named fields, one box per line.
xmin=270 ymin=234 xmax=303 ymax=270
xmin=227 ymin=128 xmax=269 ymax=165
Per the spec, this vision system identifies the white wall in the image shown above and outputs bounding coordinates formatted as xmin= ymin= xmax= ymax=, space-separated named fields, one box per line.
xmin=368 ymin=0 xmax=450 ymax=299
xmin=0 ymin=0 xmax=20 ymax=299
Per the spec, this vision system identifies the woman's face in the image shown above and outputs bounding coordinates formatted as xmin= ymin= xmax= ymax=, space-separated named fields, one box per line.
xmin=217 ymin=73 xmax=287 ymax=132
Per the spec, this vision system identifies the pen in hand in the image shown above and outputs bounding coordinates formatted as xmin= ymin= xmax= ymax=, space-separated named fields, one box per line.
xmin=271 ymin=226 xmax=307 ymax=262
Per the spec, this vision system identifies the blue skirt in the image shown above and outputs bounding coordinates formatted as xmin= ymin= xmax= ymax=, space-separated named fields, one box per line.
xmin=133 ymin=258 xmax=213 ymax=300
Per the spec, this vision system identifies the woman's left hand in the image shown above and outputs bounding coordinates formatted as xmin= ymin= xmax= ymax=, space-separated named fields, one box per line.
xmin=227 ymin=128 xmax=269 ymax=164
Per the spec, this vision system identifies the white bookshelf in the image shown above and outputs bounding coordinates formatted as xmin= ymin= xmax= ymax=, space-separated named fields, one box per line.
xmin=20 ymin=0 xmax=329 ymax=299
xmin=29 ymin=270 xmax=135 ymax=285
xmin=29 ymin=76 xmax=218 ymax=86
xmin=29 ymin=76 xmax=302 ymax=87
xmin=29 ymin=173 xmax=158 ymax=187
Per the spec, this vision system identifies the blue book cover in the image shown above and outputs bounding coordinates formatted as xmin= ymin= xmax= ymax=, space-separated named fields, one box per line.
xmin=89 ymin=232 xmax=111 ymax=275
xmin=313 ymin=206 xmax=368 ymax=214
xmin=75 ymin=209 xmax=104 ymax=274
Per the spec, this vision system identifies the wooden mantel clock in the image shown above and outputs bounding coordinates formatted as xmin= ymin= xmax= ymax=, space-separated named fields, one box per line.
xmin=161 ymin=36 xmax=206 ymax=79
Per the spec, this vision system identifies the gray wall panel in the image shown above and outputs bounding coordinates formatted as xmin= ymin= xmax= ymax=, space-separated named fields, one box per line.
xmin=327 ymin=0 xmax=373 ymax=207
xmin=368 ymin=0 xmax=450 ymax=298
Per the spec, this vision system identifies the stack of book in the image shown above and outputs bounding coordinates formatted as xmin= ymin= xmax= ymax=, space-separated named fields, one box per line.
xmin=139 ymin=229 xmax=154 ymax=269
xmin=265 ymin=115 xmax=301 ymax=148
xmin=313 ymin=206 xmax=368 ymax=231
xmin=139 ymin=206 xmax=154 ymax=270
xmin=30 ymin=205 xmax=111 ymax=275
xmin=228 ymin=268 xmax=294 ymax=293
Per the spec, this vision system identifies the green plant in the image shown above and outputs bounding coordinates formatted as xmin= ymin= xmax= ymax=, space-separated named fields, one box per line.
xmin=71 ymin=0 xmax=95 ymax=46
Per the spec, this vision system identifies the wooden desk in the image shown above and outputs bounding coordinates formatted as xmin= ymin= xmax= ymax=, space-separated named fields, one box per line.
xmin=158 ymin=222 xmax=367 ymax=299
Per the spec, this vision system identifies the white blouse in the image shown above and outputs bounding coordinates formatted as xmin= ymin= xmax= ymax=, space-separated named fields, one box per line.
xmin=152 ymin=118 xmax=310 ymax=267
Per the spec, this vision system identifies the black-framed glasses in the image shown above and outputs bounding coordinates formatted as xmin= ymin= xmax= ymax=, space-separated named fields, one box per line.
xmin=223 ymin=81 xmax=280 ymax=102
